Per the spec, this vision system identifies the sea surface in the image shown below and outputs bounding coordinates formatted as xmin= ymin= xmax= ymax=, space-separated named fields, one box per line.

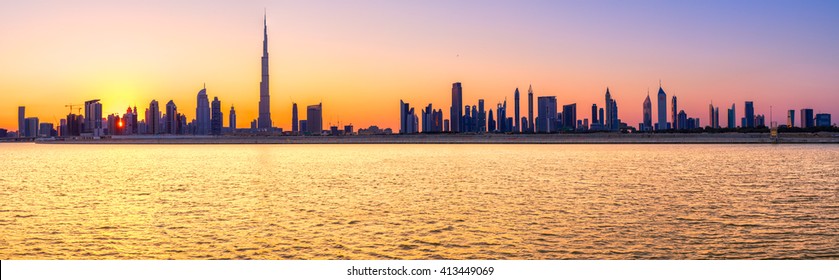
xmin=1 ymin=143 xmax=838 ymax=259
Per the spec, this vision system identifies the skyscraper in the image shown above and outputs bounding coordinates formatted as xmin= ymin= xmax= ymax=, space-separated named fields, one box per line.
xmin=800 ymin=108 xmax=814 ymax=128
xmin=450 ymin=82 xmax=462 ymax=133
xmin=514 ymin=88 xmax=520 ymax=133
xmin=527 ymin=85 xmax=534 ymax=133
xmin=477 ymin=99 xmax=486 ymax=132
xmin=229 ymin=105 xmax=237 ymax=132
xmin=84 ymin=99 xmax=103 ymax=136
xmin=642 ymin=92 xmax=652 ymax=131
xmin=605 ymin=88 xmax=613 ymax=130
xmin=18 ymin=106 xmax=25 ymax=137
xmin=291 ymin=103 xmax=298 ymax=133
xmin=196 ymin=85 xmax=210 ymax=135
xmin=709 ymin=103 xmax=717 ymax=128
xmin=787 ymin=110 xmax=795 ymax=128
xmin=400 ymin=100 xmax=411 ymax=134
xmin=727 ymin=103 xmax=736 ymax=128
xmin=307 ymin=103 xmax=323 ymax=134
xmin=257 ymin=12 xmax=272 ymax=130
xmin=536 ymin=96 xmax=557 ymax=133
xmin=591 ymin=104 xmax=599 ymax=126
xmin=165 ymin=100 xmax=178 ymax=134
xmin=671 ymin=95 xmax=678 ymax=130
xmin=657 ymin=86 xmax=667 ymax=131
xmin=211 ymin=97 xmax=222 ymax=135
xmin=147 ymin=100 xmax=160 ymax=135
xmin=745 ymin=101 xmax=755 ymax=128
xmin=562 ymin=103 xmax=577 ymax=131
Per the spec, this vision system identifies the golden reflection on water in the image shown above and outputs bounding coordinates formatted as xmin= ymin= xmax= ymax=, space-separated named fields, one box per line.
xmin=1 ymin=143 xmax=838 ymax=259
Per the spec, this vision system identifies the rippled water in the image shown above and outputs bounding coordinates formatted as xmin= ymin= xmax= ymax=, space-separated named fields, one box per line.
xmin=1 ymin=143 xmax=838 ymax=259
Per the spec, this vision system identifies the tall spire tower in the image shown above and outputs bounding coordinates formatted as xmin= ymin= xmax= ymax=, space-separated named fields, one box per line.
xmin=257 ymin=11 xmax=272 ymax=130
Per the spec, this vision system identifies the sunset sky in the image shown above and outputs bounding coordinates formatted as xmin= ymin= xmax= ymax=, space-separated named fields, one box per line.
xmin=1 ymin=0 xmax=837 ymax=131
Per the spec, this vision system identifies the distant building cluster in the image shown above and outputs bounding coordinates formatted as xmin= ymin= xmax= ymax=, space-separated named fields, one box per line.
xmin=398 ymin=81 xmax=835 ymax=135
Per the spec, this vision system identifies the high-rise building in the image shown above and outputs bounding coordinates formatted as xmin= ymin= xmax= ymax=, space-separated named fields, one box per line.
xmin=450 ymin=82 xmax=462 ymax=133
xmin=536 ymin=96 xmax=557 ymax=133
xmin=400 ymin=100 xmax=417 ymax=134
xmin=307 ymin=103 xmax=323 ymax=134
xmin=165 ymin=100 xmax=178 ymax=134
xmin=18 ymin=106 xmax=25 ymax=137
xmin=709 ymin=103 xmax=720 ymax=129
xmin=229 ymin=105 xmax=237 ymax=132
xmin=291 ymin=103 xmax=298 ymax=133
xmin=591 ymin=104 xmax=599 ymax=125
xmin=84 ymin=99 xmax=103 ymax=136
xmin=562 ymin=103 xmax=577 ymax=131
xmin=656 ymin=87 xmax=667 ymax=131
xmin=257 ymin=12 xmax=272 ymax=130
xmin=800 ymin=108 xmax=814 ymax=128
xmin=727 ymin=103 xmax=736 ymax=128
xmin=787 ymin=110 xmax=795 ymax=128
xmin=605 ymin=88 xmax=613 ymax=130
xmin=477 ymin=99 xmax=486 ymax=132
xmin=527 ymin=85 xmax=534 ymax=133
xmin=146 ymin=100 xmax=160 ymax=134
xmin=25 ymin=117 xmax=39 ymax=138
xmin=744 ymin=101 xmax=755 ymax=128
xmin=671 ymin=95 xmax=678 ymax=130
xmin=514 ymin=88 xmax=520 ymax=133
xmin=196 ymin=85 xmax=210 ymax=135
xmin=642 ymin=93 xmax=652 ymax=131
xmin=815 ymin=113 xmax=832 ymax=127
xmin=211 ymin=97 xmax=222 ymax=135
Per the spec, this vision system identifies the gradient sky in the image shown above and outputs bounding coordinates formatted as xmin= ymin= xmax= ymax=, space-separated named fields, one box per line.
xmin=1 ymin=0 xmax=837 ymax=131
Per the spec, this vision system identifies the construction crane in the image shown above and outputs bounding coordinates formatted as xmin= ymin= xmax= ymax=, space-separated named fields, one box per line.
xmin=65 ymin=104 xmax=83 ymax=115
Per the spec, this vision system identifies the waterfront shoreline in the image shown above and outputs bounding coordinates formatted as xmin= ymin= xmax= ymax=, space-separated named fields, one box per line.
xmin=31 ymin=132 xmax=839 ymax=144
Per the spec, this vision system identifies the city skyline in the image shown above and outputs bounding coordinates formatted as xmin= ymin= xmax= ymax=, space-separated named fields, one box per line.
xmin=2 ymin=1 xmax=838 ymax=131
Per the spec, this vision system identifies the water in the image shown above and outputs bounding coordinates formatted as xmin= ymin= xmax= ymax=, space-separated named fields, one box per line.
xmin=1 ymin=143 xmax=837 ymax=259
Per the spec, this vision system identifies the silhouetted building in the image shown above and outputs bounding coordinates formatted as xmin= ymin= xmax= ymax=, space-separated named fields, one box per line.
xmin=527 ymin=85 xmax=534 ymax=133
xmin=399 ymin=100 xmax=418 ymax=134
xmin=258 ymin=13 xmax=272 ymax=131
xmin=671 ymin=95 xmax=678 ymax=130
xmin=84 ymin=99 xmax=103 ymax=136
xmin=815 ymin=113 xmax=831 ymax=127
xmin=562 ymin=103 xmax=577 ymax=131
xmin=18 ymin=106 xmax=25 ymax=137
xmin=514 ymin=88 xmax=520 ymax=132
xmin=744 ymin=101 xmax=755 ymax=128
xmin=536 ymin=96 xmax=557 ymax=133
xmin=800 ymin=108 xmax=814 ymax=128
xmin=755 ymin=114 xmax=765 ymax=127
xmin=477 ymin=99 xmax=486 ymax=132
xmin=24 ymin=117 xmax=39 ymax=138
xmin=787 ymin=109 xmax=795 ymax=128
xmin=299 ymin=120 xmax=307 ymax=133
xmin=487 ymin=109 xmax=495 ymax=133
xmin=727 ymin=103 xmax=736 ymax=128
xmin=165 ymin=100 xmax=179 ymax=134
xmin=211 ymin=97 xmax=222 ymax=135
xmin=657 ymin=86 xmax=667 ymax=131
xmin=450 ymin=82 xmax=463 ymax=132
xmin=307 ymin=103 xmax=323 ymax=134
xmin=146 ymin=100 xmax=161 ymax=134
xmin=642 ymin=93 xmax=652 ymax=131
xmin=709 ymin=103 xmax=720 ymax=128
xmin=229 ymin=105 xmax=237 ymax=132
xmin=291 ymin=103 xmax=298 ymax=133
xmin=196 ymin=85 xmax=210 ymax=135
